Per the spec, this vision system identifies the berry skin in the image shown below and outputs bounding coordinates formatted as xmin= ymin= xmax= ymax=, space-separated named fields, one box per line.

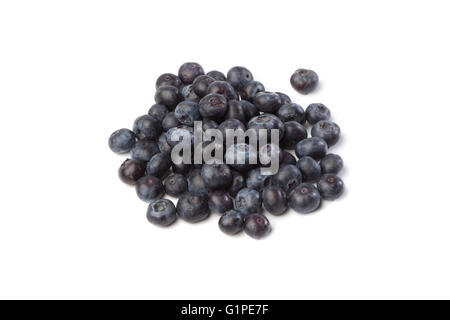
xmin=198 ymin=93 xmax=228 ymax=121
xmin=272 ymin=164 xmax=303 ymax=194
xmin=235 ymin=188 xmax=262 ymax=216
xmin=295 ymin=137 xmax=328 ymax=160
xmin=311 ymin=120 xmax=341 ymax=147
xmin=229 ymin=170 xmax=245 ymax=197
xmin=207 ymin=81 xmax=239 ymax=100
xmin=135 ymin=175 xmax=165 ymax=202
xmin=244 ymin=214 xmax=271 ymax=239
xmin=133 ymin=115 xmax=162 ymax=140
xmin=181 ymin=84 xmax=200 ymax=102
xmin=118 ymin=158 xmax=146 ymax=185
xmin=156 ymin=73 xmax=182 ymax=89
xmin=161 ymin=112 xmax=179 ymax=131
xmin=240 ymin=81 xmax=265 ymax=101
xmin=147 ymin=199 xmax=177 ymax=227
xmin=259 ymin=143 xmax=283 ymax=167
xmin=109 ymin=128 xmax=136 ymax=154
xmin=163 ymin=173 xmax=188 ymax=197
xmin=225 ymin=100 xmax=246 ymax=123
xmin=281 ymin=121 xmax=307 ymax=150
xmin=296 ymin=156 xmax=322 ymax=182
xmin=275 ymin=92 xmax=292 ymax=105
xmin=201 ymin=164 xmax=233 ymax=189
xmin=165 ymin=125 xmax=194 ymax=147
xmin=178 ymin=62 xmax=205 ymax=84
xmin=288 ymin=183 xmax=321 ymax=213
xmin=277 ymin=103 xmax=305 ymax=124
xmin=317 ymin=174 xmax=344 ymax=200
xmin=172 ymin=161 xmax=192 ymax=175
xmin=202 ymin=119 xmax=219 ymax=131
xmin=241 ymin=100 xmax=259 ymax=120
xmin=192 ymin=75 xmax=215 ymax=98
xmin=146 ymin=153 xmax=171 ymax=178
xmin=248 ymin=114 xmax=285 ymax=140
xmin=253 ymin=92 xmax=282 ymax=113
xmin=154 ymin=85 xmax=180 ymax=110
xmin=225 ymin=143 xmax=257 ymax=173
xmin=148 ymin=103 xmax=169 ymax=122
xmin=305 ymin=103 xmax=330 ymax=125
xmin=131 ymin=138 xmax=160 ymax=162
xmin=187 ymin=169 xmax=210 ymax=196
xmin=280 ymin=151 xmax=297 ymax=166
xmin=207 ymin=70 xmax=226 ymax=81
xmin=262 ymin=185 xmax=288 ymax=216
xmin=176 ymin=192 xmax=210 ymax=223
xmin=218 ymin=119 xmax=247 ymax=138
xmin=157 ymin=133 xmax=172 ymax=154
xmin=219 ymin=210 xmax=244 ymax=235
xmin=246 ymin=168 xmax=273 ymax=191
xmin=208 ymin=190 xmax=234 ymax=214
xmin=290 ymin=68 xmax=319 ymax=94
xmin=174 ymin=101 xmax=201 ymax=126
xmin=320 ymin=154 xmax=343 ymax=174
xmin=227 ymin=66 xmax=253 ymax=91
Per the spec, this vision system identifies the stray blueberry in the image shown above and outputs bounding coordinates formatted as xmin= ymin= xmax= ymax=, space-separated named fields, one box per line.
xmin=244 ymin=214 xmax=271 ymax=239
xmin=109 ymin=128 xmax=136 ymax=154
xmin=317 ymin=174 xmax=344 ymax=200
xmin=288 ymin=183 xmax=321 ymax=213
xmin=147 ymin=199 xmax=177 ymax=227
xmin=320 ymin=154 xmax=344 ymax=174
xmin=290 ymin=68 xmax=319 ymax=94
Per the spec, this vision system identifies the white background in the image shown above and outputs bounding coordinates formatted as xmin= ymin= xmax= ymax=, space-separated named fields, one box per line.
xmin=1 ymin=0 xmax=449 ymax=299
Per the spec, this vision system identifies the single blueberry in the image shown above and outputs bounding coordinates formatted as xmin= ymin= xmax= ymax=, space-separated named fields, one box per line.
xmin=320 ymin=154 xmax=343 ymax=174
xmin=244 ymin=214 xmax=271 ymax=239
xmin=118 ymin=158 xmax=146 ymax=185
xmin=277 ymin=103 xmax=305 ymax=124
xmin=154 ymin=85 xmax=180 ymax=110
xmin=181 ymin=84 xmax=200 ymax=102
xmin=161 ymin=112 xmax=180 ymax=131
xmin=218 ymin=210 xmax=244 ymax=235
xmin=146 ymin=153 xmax=171 ymax=178
xmin=235 ymin=188 xmax=262 ymax=216
xmin=246 ymin=168 xmax=273 ymax=191
xmin=174 ymin=101 xmax=201 ymax=126
xmin=176 ymin=192 xmax=210 ymax=223
xmin=275 ymin=92 xmax=292 ymax=105
xmin=178 ymin=62 xmax=205 ymax=84
xmin=131 ymin=138 xmax=160 ymax=162
xmin=295 ymin=137 xmax=328 ymax=160
xmin=305 ymin=103 xmax=330 ymax=125
xmin=208 ymin=190 xmax=234 ymax=214
xmin=248 ymin=114 xmax=285 ymax=141
xmin=135 ymin=175 xmax=165 ymax=202
xmin=165 ymin=126 xmax=194 ymax=147
xmin=218 ymin=119 xmax=247 ymax=139
xmin=201 ymin=164 xmax=233 ymax=189
xmin=311 ymin=120 xmax=341 ymax=147
xmin=133 ymin=114 xmax=162 ymax=140
xmin=290 ymin=68 xmax=319 ymax=94
xmin=207 ymin=81 xmax=239 ymax=100
xmin=225 ymin=143 xmax=258 ymax=173
xmin=317 ymin=174 xmax=344 ymax=200
xmin=240 ymin=81 xmax=265 ymax=101
xmin=198 ymin=93 xmax=228 ymax=121
xmin=296 ymin=156 xmax=322 ymax=182
xmin=272 ymin=164 xmax=303 ymax=194
xmin=202 ymin=118 xmax=219 ymax=131
xmin=225 ymin=100 xmax=247 ymax=123
xmin=147 ymin=199 xmax=177 ymax=227
xmin=253 ymin=91 xmax=282 ymax=113
xmin=157 ymin=133 xmax=172 ymax=154
xmin=262 ymin=185 xmax=288 ymax=216
xmin=156 ymin=73 xmax=182 ymax=89
xmin=163 ymin=173 xmax=188 ymax=197
xmin=280 ymin=151 xmax=297 ymax=166
xmin=148 ymin=103 xmax=169 ymax=122
xmin=192 ymin=75 xmax=215 ymax=98
xmin=240 ymin=100 xmax=259 ymax=120
xmin=187 ymin=169 xmax=210 ymax=196
xmin=108 ymin=128 xmax=136 ymax=154
xmin=281 ymin=121 xmax=307 ymax=150
xmin=227 ymin=66 xmax=253 ymax=91
xmin=207 ymin=70 xmax=227 ymax=81
xmin=288 ymin=183 xmax=321 ymax=213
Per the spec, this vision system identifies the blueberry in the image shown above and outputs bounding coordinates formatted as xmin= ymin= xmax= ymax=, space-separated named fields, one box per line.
xmin=225 ymin=100 xmax=246 ymax=123
xmin=262 ymin=185 xmax=288 ymax=216
xmin=109 ymin=128 xmax=136 ymax=154
xmin=163 ymin=173 xmax=188 ymax=197
xmin=277 ymin=103 xmax=305 ymax=124
xmin=178 ymin=62 xmax=205 ymax=84
xmin=201 ymin=164 xmax=232 ymax=189
xmin=320 ymin=154 xmax=343 ymax=174
xmin=176 ymin=192 xmax=210 ymax=223
xmin=166 ymin=125 xmax=194 ymax=147
xmin=288 ymin=183 xmax=321 ymax=213
xmin=118 ymin=158 xmax=146 ymax=185
xmin=280 ymin=151 xmax=297 ymax=166
xmin=199 ymin=93 xmax=228 ymax=121
xmin=290 ymin=68 xmax=319 ymax=94
xmin=259 ymin=143 xmax=283 ymax=167
xmin=161 ymin=112 xmax=180 ymax=131
xmin=235 ymin=188 xmax=262 ymax=216
xmin=181 ymin=84 xmax=200 ymax=102
xmin=317 ymin=174 xmax=344 ymax=200
xmin=227 ymin=66 xmax=253 ymax=91
xmin=192 ymin=75 xmax=215 ymax=98
xmin=229 ymin=170 xmax=245 ymax=197
xmin=296 ymin=156 xmax=321 ymax=182
xmin=240 ymin=81 xmax=265 ymax=101
xmin=311 ymin=120 xmax=341 ymax=147
xmin=135 ymin=175 xmax=165 ymax=202
xmin=207 ymin=70 xmax=226 ymax=81
xmin=275 ymin=92 xmax=291 ymax=105
xmin=248 ymin=114 xmax=285 ymax=140
xmin=148 ymin=103 xmax=169 ymax=122
xmin=146 ymin=153 xmax=171 ymax=178
xmin=244 ymin=214 xmax=271 ymax=239
xmin=172 ymin=161 xmax=192 ymax=175
xmin=202 ymin=118 xmax=219 ymax=131
xmin=207 ymin=81 xmax=239 ymax=100
xmin=240 ymin=100 xmax=259 ymax=120
xmin=246 ymin=168 xmax=273 ymax=191
xmin=174 ymin=101 xmax=201 ymax=126
xmin=218 ymin=119 xmax=247 ymax=138
xmin=187 ymin=169 xmax=210 ymax=196
xmin=131 ymin=138 xmax=160 ymax=162
xmin=133 ymin=115 xmax=162 ymax=140
xmin=272 ymin=164 xmax=302 ymax=194
xmin=295 ymin=137 xmax=328 ymax=160
xmin=281 ymin=121 xmax=307 ymax=149
xmin=154 ymin=85 xmax=180 ymax=110
xmin=225 ymin=143 xmax=257 ymax=172
xmin=218 ymin=210 xmax=244 ymax=235
xmin=305 ymin=103 xmax=330 ymax=125
xmin=157 ymin=133 xmax=172 ymax=154
xmin=156 ymin=73 xmax=182 ymax=89
xmin=147 ymin=199 xmax=177 ymax=227
xmin=208 ymin=190 xmax=234 ymax=214
xmin=253 ymin=91 xmax=282 ymax=113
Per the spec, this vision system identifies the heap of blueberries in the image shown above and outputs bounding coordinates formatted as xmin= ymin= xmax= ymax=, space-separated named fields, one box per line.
xmin=108 ymin=63 xmax=344 ymax=239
